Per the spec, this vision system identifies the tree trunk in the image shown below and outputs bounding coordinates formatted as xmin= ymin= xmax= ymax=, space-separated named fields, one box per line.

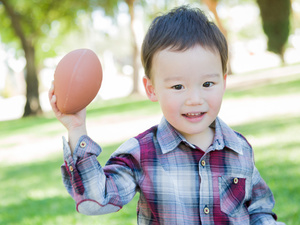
xmin=0 ymin=0 xmax=42 ymax=116
xmin=125 ymin=0 xmax=140 ymax=94
xmin=203 ymin=0 xmax=227 ymax=37
xmin=23 ymin=43 xmax=42 ymax=116
xmin=256 ymin=0 xmax=290 ymax=65
xmin=202 ymin=0 xmax=232 ymax=74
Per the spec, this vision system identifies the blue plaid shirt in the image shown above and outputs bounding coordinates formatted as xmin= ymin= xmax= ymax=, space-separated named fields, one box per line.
xmin=61 ymin=117 xmax=284 ymax=224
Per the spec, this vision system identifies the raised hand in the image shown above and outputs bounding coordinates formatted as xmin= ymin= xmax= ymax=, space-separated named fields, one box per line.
xmin=49 ymin=81 xmax=87 ymax=152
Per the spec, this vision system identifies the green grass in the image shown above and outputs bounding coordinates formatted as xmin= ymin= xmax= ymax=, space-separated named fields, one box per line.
xmin=0 ymin=143 xmax=139 ymax=225
xmin=225 ymin=73 xmax=300 ymax=99
xmin=0 ymin=70 xmax=299 ymax=224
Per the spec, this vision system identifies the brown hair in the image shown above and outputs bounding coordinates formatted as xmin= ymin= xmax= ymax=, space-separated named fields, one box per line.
xmin=141 ymin=5 xmax=228 ymax=78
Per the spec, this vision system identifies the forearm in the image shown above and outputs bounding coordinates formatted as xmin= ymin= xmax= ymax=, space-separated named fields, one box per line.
xmin=61 ymin=136 xmax=139 ymax=215
xmin=61 ymin=153 xmax=122 ymax=215
xmin=248 ymin=167 xmax=285 ymax=224
xmin=68 ymin=125 xmax=87 ymax=154
xmin=250 ymin=213 xmax=285 ymax=225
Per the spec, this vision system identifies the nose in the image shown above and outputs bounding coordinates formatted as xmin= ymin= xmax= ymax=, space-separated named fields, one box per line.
xmin=185 ymin=89 xmax=204 ymax=106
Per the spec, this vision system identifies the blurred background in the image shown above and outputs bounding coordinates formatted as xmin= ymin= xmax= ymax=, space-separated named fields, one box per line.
xmin=0 ymin=0 xmax=300 ymax=224
xmin=0 ymin=0 xmax=299 ymax=120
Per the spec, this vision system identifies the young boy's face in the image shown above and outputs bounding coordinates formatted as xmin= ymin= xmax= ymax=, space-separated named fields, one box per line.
xmin=144 ymin=45 xmax=227 ymax=144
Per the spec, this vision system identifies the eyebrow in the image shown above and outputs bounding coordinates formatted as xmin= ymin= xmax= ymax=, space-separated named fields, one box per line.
xmin=164 ymin=73 xmax=221 ymax=82
xmin=202 ymin=73 xmax=222 ymax=79
xmin=163 ymin=76 xmax=183 ymax=82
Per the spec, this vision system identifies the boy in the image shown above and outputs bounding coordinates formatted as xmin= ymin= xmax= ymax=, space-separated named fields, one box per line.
xmin=49 ymin=5 xmax=284 ymax=225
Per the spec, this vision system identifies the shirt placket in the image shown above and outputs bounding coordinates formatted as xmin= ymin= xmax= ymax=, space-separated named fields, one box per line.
xmin=199 ymin=152 xmax=215 ymax=225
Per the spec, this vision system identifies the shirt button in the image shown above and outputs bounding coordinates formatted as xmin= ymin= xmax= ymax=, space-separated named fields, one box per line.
xmin=201 ymin=160 xmax=206 ymax=167
xmin=80 ymin=141 xmax=86 ymax=148
xmin=69 ymin=165 xmax=74 ymax=172
xmin=204 ymin=207 xmax=210 ymax=214
xmin=234 ymin=177 xmax=239 ymax=184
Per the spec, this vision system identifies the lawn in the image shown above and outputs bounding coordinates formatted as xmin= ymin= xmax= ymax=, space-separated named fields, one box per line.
xmin=0 ymin=143 xmax=139 ymax=225
xmin=0 ymin=69 xmax=299 ymax=224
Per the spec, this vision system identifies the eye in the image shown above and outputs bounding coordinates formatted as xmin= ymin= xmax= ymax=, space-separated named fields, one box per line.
xmin=203 ymin=82 xmax=214 ymax=88
xmin=171 ymin=84 xmax=184 ymax=90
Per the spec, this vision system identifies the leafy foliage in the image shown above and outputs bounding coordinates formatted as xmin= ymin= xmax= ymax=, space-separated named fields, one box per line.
xmin=0 ymin=0 xmax=93 ymax=61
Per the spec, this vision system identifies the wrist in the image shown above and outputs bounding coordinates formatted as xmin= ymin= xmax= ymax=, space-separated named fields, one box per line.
xmin=68 ymin=124 xmax=87 ymax=135
xmin=68 ymin=125 xmax=87 ymax=153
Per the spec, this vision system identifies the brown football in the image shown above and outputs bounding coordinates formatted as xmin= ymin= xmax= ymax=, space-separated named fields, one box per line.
xmin=54 ymin=49 xmax=102 ymax=114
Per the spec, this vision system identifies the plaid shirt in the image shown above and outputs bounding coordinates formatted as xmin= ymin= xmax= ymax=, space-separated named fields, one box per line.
xmin=62 ymin=117 xmax=284 ymax=225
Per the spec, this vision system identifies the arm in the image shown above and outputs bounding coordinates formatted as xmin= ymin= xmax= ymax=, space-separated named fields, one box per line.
xmin=49 ymin=83 xmax=139 ymax=215
xmin=248 ymin=166 xmax=285 ymax=225
xmin=61 ymin=136 xmax=140 ymax=215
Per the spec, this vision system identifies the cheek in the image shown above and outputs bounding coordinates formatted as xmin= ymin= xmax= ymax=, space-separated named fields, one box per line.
xmin=159 ymin=93 xmax=180 ymax=114
xmin=207 ymin=92 xmax=224 ymax=110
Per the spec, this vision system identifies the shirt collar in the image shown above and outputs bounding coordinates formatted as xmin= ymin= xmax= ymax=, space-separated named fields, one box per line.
xmin=157 ymin=117 xmax=188 ymax=154
xmin=211 ymin=117 xmax=244 ymax=155
xmin=156 ymin=116 xmax=243 ymax=155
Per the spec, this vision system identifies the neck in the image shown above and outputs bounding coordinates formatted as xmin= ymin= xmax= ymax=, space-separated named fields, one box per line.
xmin=184 ymin=127 xmax=215 ymax=151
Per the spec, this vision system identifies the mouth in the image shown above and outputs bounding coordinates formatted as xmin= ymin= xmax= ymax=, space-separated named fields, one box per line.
xmin=183 ymin=112 xmax=206 ymax=118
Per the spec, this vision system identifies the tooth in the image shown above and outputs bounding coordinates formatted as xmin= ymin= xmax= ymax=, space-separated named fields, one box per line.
xmin=187 ymin=113 xmax=202 ymax=116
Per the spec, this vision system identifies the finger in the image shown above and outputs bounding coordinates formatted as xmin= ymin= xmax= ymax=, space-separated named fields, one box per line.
xmin=50 ymin=95 xmax=60 ymax=114
xmin=48 ymin=81 xmax=54 ymax=100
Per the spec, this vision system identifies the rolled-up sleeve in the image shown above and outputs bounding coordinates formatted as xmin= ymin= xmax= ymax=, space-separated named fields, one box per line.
xmin=61 ymin=135 xmax=140 ymax=215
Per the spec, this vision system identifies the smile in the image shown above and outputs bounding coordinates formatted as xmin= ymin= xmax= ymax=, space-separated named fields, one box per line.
xmin=184 ymin=112 xmax=206 ymax=118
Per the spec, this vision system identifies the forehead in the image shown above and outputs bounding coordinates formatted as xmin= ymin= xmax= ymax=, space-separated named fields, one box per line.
xmin=151 ymin=45 xmax=222 ymax=80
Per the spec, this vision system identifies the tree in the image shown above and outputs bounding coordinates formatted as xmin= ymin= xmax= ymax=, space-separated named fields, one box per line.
xmin=125 ymin=0 xmax=140 ymax=94
xmin=202 ymin=0 xmax=227 ymax=38
xmin=200 ymin=0 xmax=233 ymax=74
xmin=256 ymin=0 xmax=291 ymax=63
xmin=0 ymin=0 xmax=92 ymax=116
xmin=91 ymin=0 xmax=142 ymax=94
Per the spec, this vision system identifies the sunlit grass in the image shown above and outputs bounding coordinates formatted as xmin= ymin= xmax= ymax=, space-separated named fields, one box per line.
xmin=225 ymin=73 xmax=300 ymax=99
xmin=0 ymin=143 xmax=139 ymax=225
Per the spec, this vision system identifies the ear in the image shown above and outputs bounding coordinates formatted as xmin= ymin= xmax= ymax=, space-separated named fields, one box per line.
xmin=223 ymin=74 xmax=227 ymax=92
xmin=143 ymin=76 xmax=158 ymax=102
